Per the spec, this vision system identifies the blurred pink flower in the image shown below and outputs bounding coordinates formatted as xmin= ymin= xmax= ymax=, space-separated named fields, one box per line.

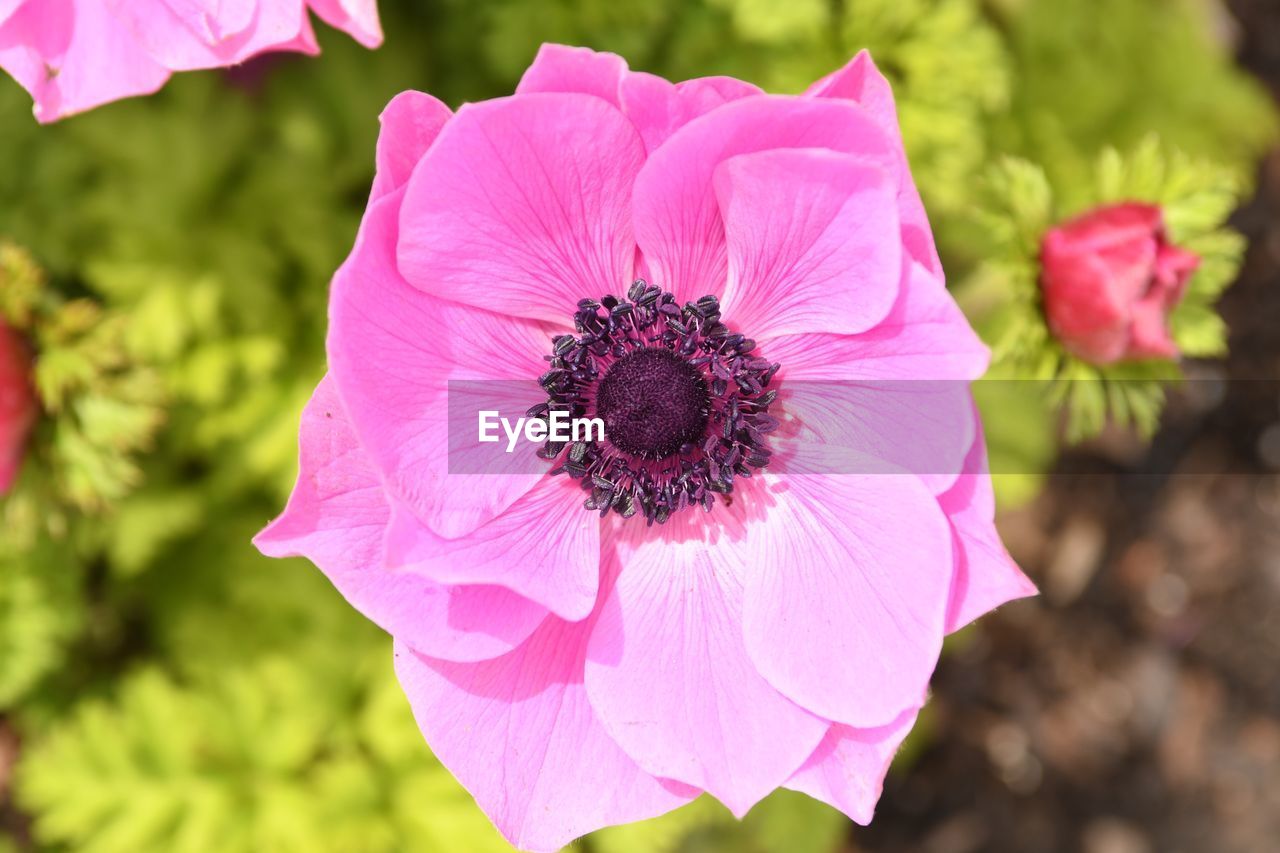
xmin=1041 ymin=202 xmax=1200 ymax=364
xmin=255 ymin=44 xmax=1035 ymax=851
xmin=0 ymin=320 xmax=36 ymax=494
xmin=0 ymin=0 xmax=382 ymax=122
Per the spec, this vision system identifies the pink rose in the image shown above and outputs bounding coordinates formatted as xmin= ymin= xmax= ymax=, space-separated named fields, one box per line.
xmin=1040 ymin=202 xmax=1200 ymax=364
xmin=0 ymin=0 xmax=381 ymax=123
xmin=0 ymin=320 xmax=36 ymax=494
xmin=256 ymin=45 xmax=1036 ymax=850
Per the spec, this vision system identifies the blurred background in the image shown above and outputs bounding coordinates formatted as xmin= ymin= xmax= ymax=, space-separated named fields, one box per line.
xmin=2 ymin=0 xmax=1279 ymax=851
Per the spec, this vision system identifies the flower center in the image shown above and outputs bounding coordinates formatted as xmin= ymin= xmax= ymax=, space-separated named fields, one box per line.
xmin=595 ymin=348 xmax=709 ymax=459
xmin=533 ymin=280 xmax=780 ymax=524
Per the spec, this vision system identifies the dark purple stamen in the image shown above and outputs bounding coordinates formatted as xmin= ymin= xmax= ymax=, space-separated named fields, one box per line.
xmin=536 ymin=279 xmax=780 ymax=524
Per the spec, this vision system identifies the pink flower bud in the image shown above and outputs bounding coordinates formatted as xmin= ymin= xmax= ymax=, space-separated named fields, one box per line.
xmin=1040 ymin=203 xmax=1200 ymax=364
xmin=0 ymin=321 xmax=37 ymax=495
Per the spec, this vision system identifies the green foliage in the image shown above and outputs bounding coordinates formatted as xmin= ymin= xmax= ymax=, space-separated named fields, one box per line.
xmin=16 ymin=505 xmax=513 ymax=852
xmin=1 ymin=244 xmax=165 ymax=517
xmin=0 ymin=537 xmax=82 ymax=708
xmin=971 ymin=379 xmax=1056 ymax=508
xmin=715 ymin=0 xmax=1014 ymax=221
xmin=995 ymin=0 xmax=1276 ymax=189
xmin=483 ymin=0 xmax=1011 ymax=230
xmin=591 ymin=790 xmax=845 ymax=853
xmin=841 ymin=0 xmax=1011 ymax=215
xmin=17 ymin=659 xmax=512 ymax=853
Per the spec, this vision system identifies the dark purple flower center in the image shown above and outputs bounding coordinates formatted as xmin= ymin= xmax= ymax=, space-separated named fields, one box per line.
xmin=532 ymin=279 xmax=780 ymax=525
xmin=595 ymin=347 xmax=709 ymax=459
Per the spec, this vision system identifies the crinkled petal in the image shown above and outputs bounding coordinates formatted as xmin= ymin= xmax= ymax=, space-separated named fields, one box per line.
xmin=253 ymin=376 xmax=548 ymax=661
xmin=619 ymin=71 xmax=763 ymax=153
xmin=156 ymin=0 xmax=257 ymax=41
xmin=940 ymin=413 xmax=1037 ymax=632
xmin=764 ymin=257 xmax=986 ymax=493
xmin=785 ymin=707 xmax=920 ymax=825
xmin=383 ymin=475 xmax=600 ymax=621
xmin=716 ymin=148 xmax=900 ymax=340
xmin=329 ymin=189 xmax=553 ymax=539
xmin=393 ymin=563 xmax=699 ymax=853
xmin=633 ymin=95 xmax=897 ymax=304
xmin=805 ymin=50 xmax=941 ymax=279
xmin=770 ymin=379 xmax=975 ymax=494
xmin=763 ymin=257 xmax=989 ymax=382
xmin=0 ymin=0 xmax=171 ymax=123
xmin=397 ymin=93 xmax=646 ymax=323
xmin=103 ymin=0 xmax=311 ymax=71
xmin=307 ymin=0 xmax=382 ymax=48
xmin=739 ymin=466 xmax=953 ymax=728
xmin=585 ymin=502 xmax=828 ymax=816
xmin=372 ymin=90 xmax=451 ymax=201
xmin=516 ymin=42 xmax=626 ymax=107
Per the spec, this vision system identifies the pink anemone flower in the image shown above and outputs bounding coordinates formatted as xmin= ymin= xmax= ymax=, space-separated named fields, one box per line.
xmin=255 ymin=44 xmax=1036 ymax=852
xmin=0 ymin=0 xmax=381 ymax=123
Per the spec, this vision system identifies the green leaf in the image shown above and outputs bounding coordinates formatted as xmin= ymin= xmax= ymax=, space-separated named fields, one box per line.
xmin=0 ymin=537 xmax=84 ymax=708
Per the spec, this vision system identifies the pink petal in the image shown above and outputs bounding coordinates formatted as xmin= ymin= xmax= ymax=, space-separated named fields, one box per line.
xmin=0 ymin=321 xmax=35 ymax=495
xmin=763 ymin=258 xmax=988 ymax=493
xmin=632 ymin=95 xmax=897 ymax=304
xmin=371 ymin=90 xmax=451 ymax=202
xmin=805 ymin=51 xmax=900 ymax=142
xmin=307 ymin=0 xmax=382 ymax=48
xmin=383 ymin=475 xmax=600 ymax=622
xmin=259 ymin=12 xmax=318 ymax=55
xmin=715 ymin=148 xmax=900 ymax=340
xmin=763 ymin=257 xmax=989 ymax=381
xmin=1049 ymin=203 xmax=1163 ymax=256
xmin=393 ymin=564 xmax=699 ymax=852
xmin=1095 ymin=234 xmax=1159 ymax=306
xmin=253 ymin=376 xmax=548 ymax=662
xmin=1126 ymin=296 xmax=1178 ymax=360
xmin=0 ymin=0 xmax=24 ymax=26
xmin=155 ymin=0 xmax=257 ymax=41
xmin=739 ymin=468 xmax=953 ymax=728
xmin=102 ymin=0 xmax=311 ymax=71
xmin=516 ymin=42 xmax=627 ymax=107
xmin=328 ymin=189 xmax=554 ymax=539
xmin=397 ymin=93 xmax=647 ymax=323
xmin=1153 ymin=242 xmax=1199 ymax=297
xmin=785 ymin=708 xmax=920 ymax=824
xmin=0 ymin=0 xmax=171 ymax=123
xmin=619 ymin=71 xmax=763 ymax=153
xmin=940 ymin=413 xmax=1037 ymax=633
xmin=805 ymin=51 xmax=941 ymax=280
xmin=1040 ymin=245 xmax=1136 ymax=364
xmin=769 ymin=380 xmax=975 ymax=494
xmin=585 ymin=504 xmax=829 ymax=817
